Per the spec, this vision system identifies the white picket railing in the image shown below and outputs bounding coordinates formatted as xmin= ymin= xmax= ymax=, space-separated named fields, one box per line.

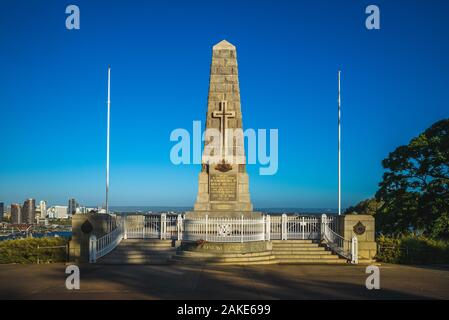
xmin=183 ymin=216 xmax=266 ymax=243
xmin=270 ymin=215 xmax=282 ymax=239
xmin=89 ymin=216 xmax=124 ymax=263
xmin=123 ymin=214 xmax=179 ymax=239
xmin=321 ymin=214 xmax=358 ymax=264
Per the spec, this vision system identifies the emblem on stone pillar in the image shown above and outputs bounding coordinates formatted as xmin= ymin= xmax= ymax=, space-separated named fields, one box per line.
xmin=353 ymin=221 xmax=366 ymax=235
xmin=81 ymin=219 xmax=93 ymax=234
xmin=215 ymin=159 xmax=233 ymax=172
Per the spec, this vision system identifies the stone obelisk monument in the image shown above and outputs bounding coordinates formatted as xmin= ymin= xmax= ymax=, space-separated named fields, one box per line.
xmin=187 ymin=40 xmax=258 ymax=218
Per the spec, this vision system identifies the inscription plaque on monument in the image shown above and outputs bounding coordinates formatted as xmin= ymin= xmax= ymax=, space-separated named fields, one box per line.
xmin=210 ymin=174 xmax=237 ymax=201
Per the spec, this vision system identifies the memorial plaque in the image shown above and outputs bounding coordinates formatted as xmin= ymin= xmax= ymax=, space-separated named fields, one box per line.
xmin=210 ymin=174 xmax=237 ymax=201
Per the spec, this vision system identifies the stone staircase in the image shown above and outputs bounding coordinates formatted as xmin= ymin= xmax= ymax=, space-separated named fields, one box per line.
xmin=98 ymin=239 xmax=176 ymax=265
xmin=271 ymin=240 xmax=347 ymax=264
xmin=98 ymin=239 xmax=347 ymax=265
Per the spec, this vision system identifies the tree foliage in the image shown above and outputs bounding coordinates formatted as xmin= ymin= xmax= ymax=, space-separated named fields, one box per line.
xmin=375 ymin=119 xmax=449 ymax=238
xmin=345 ymin=198 xmax=383 ymax=216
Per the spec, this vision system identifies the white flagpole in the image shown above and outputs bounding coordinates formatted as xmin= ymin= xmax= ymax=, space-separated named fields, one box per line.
xmin=106 ymin=66 xmax=111 ymax=214
xmin=338 ymin=70 xmax=341 ymax=216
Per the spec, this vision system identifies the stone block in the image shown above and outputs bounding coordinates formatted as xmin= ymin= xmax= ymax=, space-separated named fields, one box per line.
xmin=339 ymin=214 xmax=377 ymax=261
xmin=69 ymin=213 xmax=116 ymax=263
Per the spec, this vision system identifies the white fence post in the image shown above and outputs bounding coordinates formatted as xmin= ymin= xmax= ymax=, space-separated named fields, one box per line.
xmin=161 ymin=213 xmax=167 ymax=240
xmin=177 ymin=214 xmax=183 ymax=241
xmin=266 ymin=215 xmax=271 ymax=241
xmin=262 ymin=215 xmax=266 ymax=241
xmin=123 ymin=216 xmax=128 ymax=240
xmin=241 ymin=215 xmax=244 ymax=243
xmin=281 ymin=213 xmax=287 ymax=240
xmin=205 ymin=214 xmax=208 ymax=241
xmin=89 ymin=234 xmax=97 ymax=263
xmin=351 ymin=236 xmax=358 ymax=264
xmin=321 ymin=214 xmax=327 ymax=240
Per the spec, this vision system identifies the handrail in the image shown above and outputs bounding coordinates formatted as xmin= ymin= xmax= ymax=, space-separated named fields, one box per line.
xmin=89 ymin=217 xmax=124 ymax=263
xmin=321 ymin=214 xmax=358 ymax=264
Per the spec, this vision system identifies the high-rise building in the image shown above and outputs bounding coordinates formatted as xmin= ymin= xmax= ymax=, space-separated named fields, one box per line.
xmin=68 ymin=198 xmax=77 ymax=216
xmin=39 ymin=200 xmax=47 ymax=219
xmin=22 ymin=198 xmax=36 ymax=224
xmin=0 ymin=202 xmax=4 ymax=221
xmin=5 ymin=205 xmax=11 ymax=220
xmin=11 ymin=203 xmax=22 ymax=224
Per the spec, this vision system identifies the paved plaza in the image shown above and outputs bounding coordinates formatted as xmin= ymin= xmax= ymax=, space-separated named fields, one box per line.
xmin=1 ymin=263 xmax=448 ymax=299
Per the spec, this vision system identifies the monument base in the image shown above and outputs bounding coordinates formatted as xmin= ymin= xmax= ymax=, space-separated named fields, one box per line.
xmin=185 ymin=211 xmax=262 ymax=218
xmin=171 ymin=240 xmax=277 ymax=264
xmin=180 ymin=240 xmax=271 ymax=254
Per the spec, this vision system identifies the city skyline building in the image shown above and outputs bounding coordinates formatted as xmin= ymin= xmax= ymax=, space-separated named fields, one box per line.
xmin=68 ymin=198 xmax=77 ymax=216
xmin=39 ymin=200 xmax=47 ymax=219
xmin=10 ymin=203 xmax=22 ymax=224
xmin=48 ymin=205 xmax=69 ymax=219
xmin=22 ymin=198 xmax=36 ymax=224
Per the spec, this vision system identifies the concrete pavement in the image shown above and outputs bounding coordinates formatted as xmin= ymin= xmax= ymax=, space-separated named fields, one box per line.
xmin=0 ymin=263 xmax=448 ymax=299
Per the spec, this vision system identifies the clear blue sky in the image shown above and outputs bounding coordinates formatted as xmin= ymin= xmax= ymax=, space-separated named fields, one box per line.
xmin=0 ymin=0 xmax=448 ymax=208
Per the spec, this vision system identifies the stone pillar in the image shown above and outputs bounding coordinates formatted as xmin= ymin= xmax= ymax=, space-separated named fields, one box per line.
xmin=338 ymin=214 xmax=376 ymax=263
xmin=69 ymin=213 xmax=115 ymax=263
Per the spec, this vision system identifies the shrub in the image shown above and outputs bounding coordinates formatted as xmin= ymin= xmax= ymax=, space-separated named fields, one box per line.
xmin=0 ymin=237 xmax=69 ymax=264
xmin=376 ymin=234 xmax=449 ymax=264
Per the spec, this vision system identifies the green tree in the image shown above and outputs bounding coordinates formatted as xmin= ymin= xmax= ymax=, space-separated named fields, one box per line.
xmin=345 ymin=198 xmax=382 ymax=216
xmin=375 ymin=119 xmax=449 ymax=238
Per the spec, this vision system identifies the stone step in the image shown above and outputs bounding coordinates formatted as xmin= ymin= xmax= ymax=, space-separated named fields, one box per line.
xmin=113 ymin=247 xmax=176 ymax=253
xmin=272 ymin=244 xmax=321 ymax=248
xmin=272 ymin=246 xmax=322 ymax=250
xmin=273 ymin=251 xmax=332 ymax=256
xmin=172 ymin=259 xmax=279 ymax=266
xmin=119 ymin=242 xmax=174 ymax=246
xmin=122 ymin=239 xmax=173 ymax=243
xmin=119 ymin=239 xmax=172 ymax=247
xmin=277 ymin=258 xmax=347 ymax=264
xmin=176 ymin=251 xmax=272 ymax=258
xmin=273 ymin=246 xmax=326 ymax=251
xmin=271 ymin=240 xmax=315 ymax=244
xmin=274 ymin=254 xmax=340 ymax=259
xmin=208 ymin=260 xmax=279 ymax=266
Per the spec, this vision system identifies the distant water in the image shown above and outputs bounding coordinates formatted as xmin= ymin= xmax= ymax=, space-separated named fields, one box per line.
xmin=109 ymin=206 xmax=338 ymax=215
xmin=109 ymin=206 xmax=193 ymax=213
xmin=0 ymin=231 xmax=72 ymax=242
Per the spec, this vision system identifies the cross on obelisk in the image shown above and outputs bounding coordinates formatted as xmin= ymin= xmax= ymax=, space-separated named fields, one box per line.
xmin=212 ymin=101 xmax=235 ymax=158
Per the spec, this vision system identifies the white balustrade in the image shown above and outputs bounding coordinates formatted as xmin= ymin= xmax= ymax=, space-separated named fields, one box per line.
xmin=183 ymin=216 xmax=266 ymax=243
xmin=270 ymin=215 xmax=282 ymax=239
xmin=89 ymin=215 xmax=124 ymax=263
xmin=321 ymin=214 xmax=358 ymax=264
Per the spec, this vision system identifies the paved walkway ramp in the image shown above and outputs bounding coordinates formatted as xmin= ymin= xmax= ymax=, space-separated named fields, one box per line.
xmin=98 ymin=239 xmax=176 ymax=265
